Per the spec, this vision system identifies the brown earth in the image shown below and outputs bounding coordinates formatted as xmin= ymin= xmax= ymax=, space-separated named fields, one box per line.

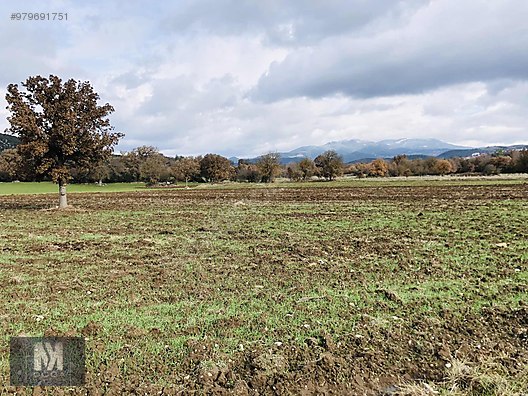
xmin=0 ymin=182 xmax=527 ymax=395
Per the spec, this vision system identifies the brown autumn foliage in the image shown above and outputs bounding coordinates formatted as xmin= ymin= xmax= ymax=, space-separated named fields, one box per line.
xmin=314 ymin=150 xmax=344 ymax=180
xmin=200 ymin=153 xmax=234 ymax=182
xmin=5 ymin=75 xmax=123 ymax=205
xmin=256 ymin=152 xmax=282 ymax=183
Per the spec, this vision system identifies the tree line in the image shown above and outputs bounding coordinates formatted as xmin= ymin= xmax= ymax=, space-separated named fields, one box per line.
xmin=2 ymin=145 xmax=527 ymax=185
xmin=0 ymin=147 xmax=336 ymax=183
xmin=347 ymin=150 xmax=528 ymax=178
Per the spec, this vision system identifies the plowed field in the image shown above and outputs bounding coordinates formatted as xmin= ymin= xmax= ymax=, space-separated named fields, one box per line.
xmin=1 ymin=180 xmax=527 ymax=394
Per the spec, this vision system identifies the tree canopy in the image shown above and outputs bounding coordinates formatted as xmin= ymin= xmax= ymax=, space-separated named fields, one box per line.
xmin=256 ymin=152 xmax=281 ymax=183
xmin=200 ymin=154 xmax=233 ymax=183
xmin=5 ymin=75 xmax=123 ymax=207
xmin=314 ymin=150 xmax=344 ymax=181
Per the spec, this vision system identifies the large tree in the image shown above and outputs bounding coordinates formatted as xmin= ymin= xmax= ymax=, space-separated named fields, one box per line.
xmin=5 ymin=75 xmax=123 ymax=208
xmin=286 ymin=162 xmax=303 ymax=181
xmin=314 ymin=150 xmax=344 ymax=181
xmin=368 ymin=158 xmax=389 ymax=177
xmin=200 ymin=154 xmax=233 ymax=183
xmin=256 ymin=152 xmax=281 ymax=183
xmin=126 ymin=146 xmax=170 ymax=185
xmin=172 ymin=156 xmax=200 ymax=186
xmin=298 ymin=157 xmax=317 ymax=180
xmin=236 ymin=160 xmax=262 ymax=183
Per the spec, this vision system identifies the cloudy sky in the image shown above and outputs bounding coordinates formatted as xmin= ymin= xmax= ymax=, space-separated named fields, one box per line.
xmin=1 ymin=0 xmax=527 ymax=157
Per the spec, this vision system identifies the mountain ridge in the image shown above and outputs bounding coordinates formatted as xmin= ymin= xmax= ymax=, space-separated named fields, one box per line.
xmin=237 ymin=138 xmax=528 ymax=164
xmin=240 ymin=138 xmax=468 ymax=164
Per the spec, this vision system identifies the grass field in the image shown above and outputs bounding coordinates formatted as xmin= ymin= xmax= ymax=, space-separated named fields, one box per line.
xmin=1 ymin=180 xmax=527 ymax=394
xmin=0 ymin=182 xmax=145 ymax=195
xmin=0 ymin=175 xmax=526 ymax=195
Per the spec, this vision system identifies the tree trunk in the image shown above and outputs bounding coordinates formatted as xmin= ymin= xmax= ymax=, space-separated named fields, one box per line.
xmin=58 ymin=182 xmax=68 ymax=208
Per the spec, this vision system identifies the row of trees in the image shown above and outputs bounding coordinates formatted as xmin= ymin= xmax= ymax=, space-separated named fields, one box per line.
xmin=347 ymin=151 xmax=528 ymax=178
xmin=2 ymin=145 xmax=527 ymax=185
xmin=0 ymin=147 xmax=344 ymax=184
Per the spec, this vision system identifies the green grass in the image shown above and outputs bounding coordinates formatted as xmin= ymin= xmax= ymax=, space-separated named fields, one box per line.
xmin=0 ymin=179 xmax=527 ymax=393
xmin=197 ymin=176 xmax=527 ymax=190
xmin=1 ymin=175 xmax=526 ymax=196
xmin=0 ymin=181 xmax=146 ymax=195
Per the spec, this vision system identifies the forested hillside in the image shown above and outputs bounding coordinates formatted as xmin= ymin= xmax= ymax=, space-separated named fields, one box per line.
xmin=0 ymin=133 xmax=20 ymax=152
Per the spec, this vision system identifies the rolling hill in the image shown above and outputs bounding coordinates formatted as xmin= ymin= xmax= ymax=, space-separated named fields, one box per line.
xmin=0 ymin=133 xmax=20 ymax=152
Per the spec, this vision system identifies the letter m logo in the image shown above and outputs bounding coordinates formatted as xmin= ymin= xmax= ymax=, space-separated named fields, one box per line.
xmin=33 ymin=340 xmax=63 ymax=371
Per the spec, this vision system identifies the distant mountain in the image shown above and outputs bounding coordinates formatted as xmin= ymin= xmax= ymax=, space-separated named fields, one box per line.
xmin=287 ymin=139 xmax=369 ymax=159
xmin=0 ymin=133 xmax=20 ymax=152
xmin=242 ymin=138 xmax=468 ymax=164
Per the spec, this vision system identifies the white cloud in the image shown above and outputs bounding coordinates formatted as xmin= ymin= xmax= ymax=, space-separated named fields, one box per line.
xmin=0 ymin=0 xmax=527 ymax=157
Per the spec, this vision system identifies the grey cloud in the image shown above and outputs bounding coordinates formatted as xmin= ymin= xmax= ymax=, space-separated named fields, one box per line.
xmin=111 ymin=72 xmax=149 ymax=90
xmin=251 ymin=1 xmax=528 ymax=101
xmin=161 ymin=0 xmax=428 ymax=46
